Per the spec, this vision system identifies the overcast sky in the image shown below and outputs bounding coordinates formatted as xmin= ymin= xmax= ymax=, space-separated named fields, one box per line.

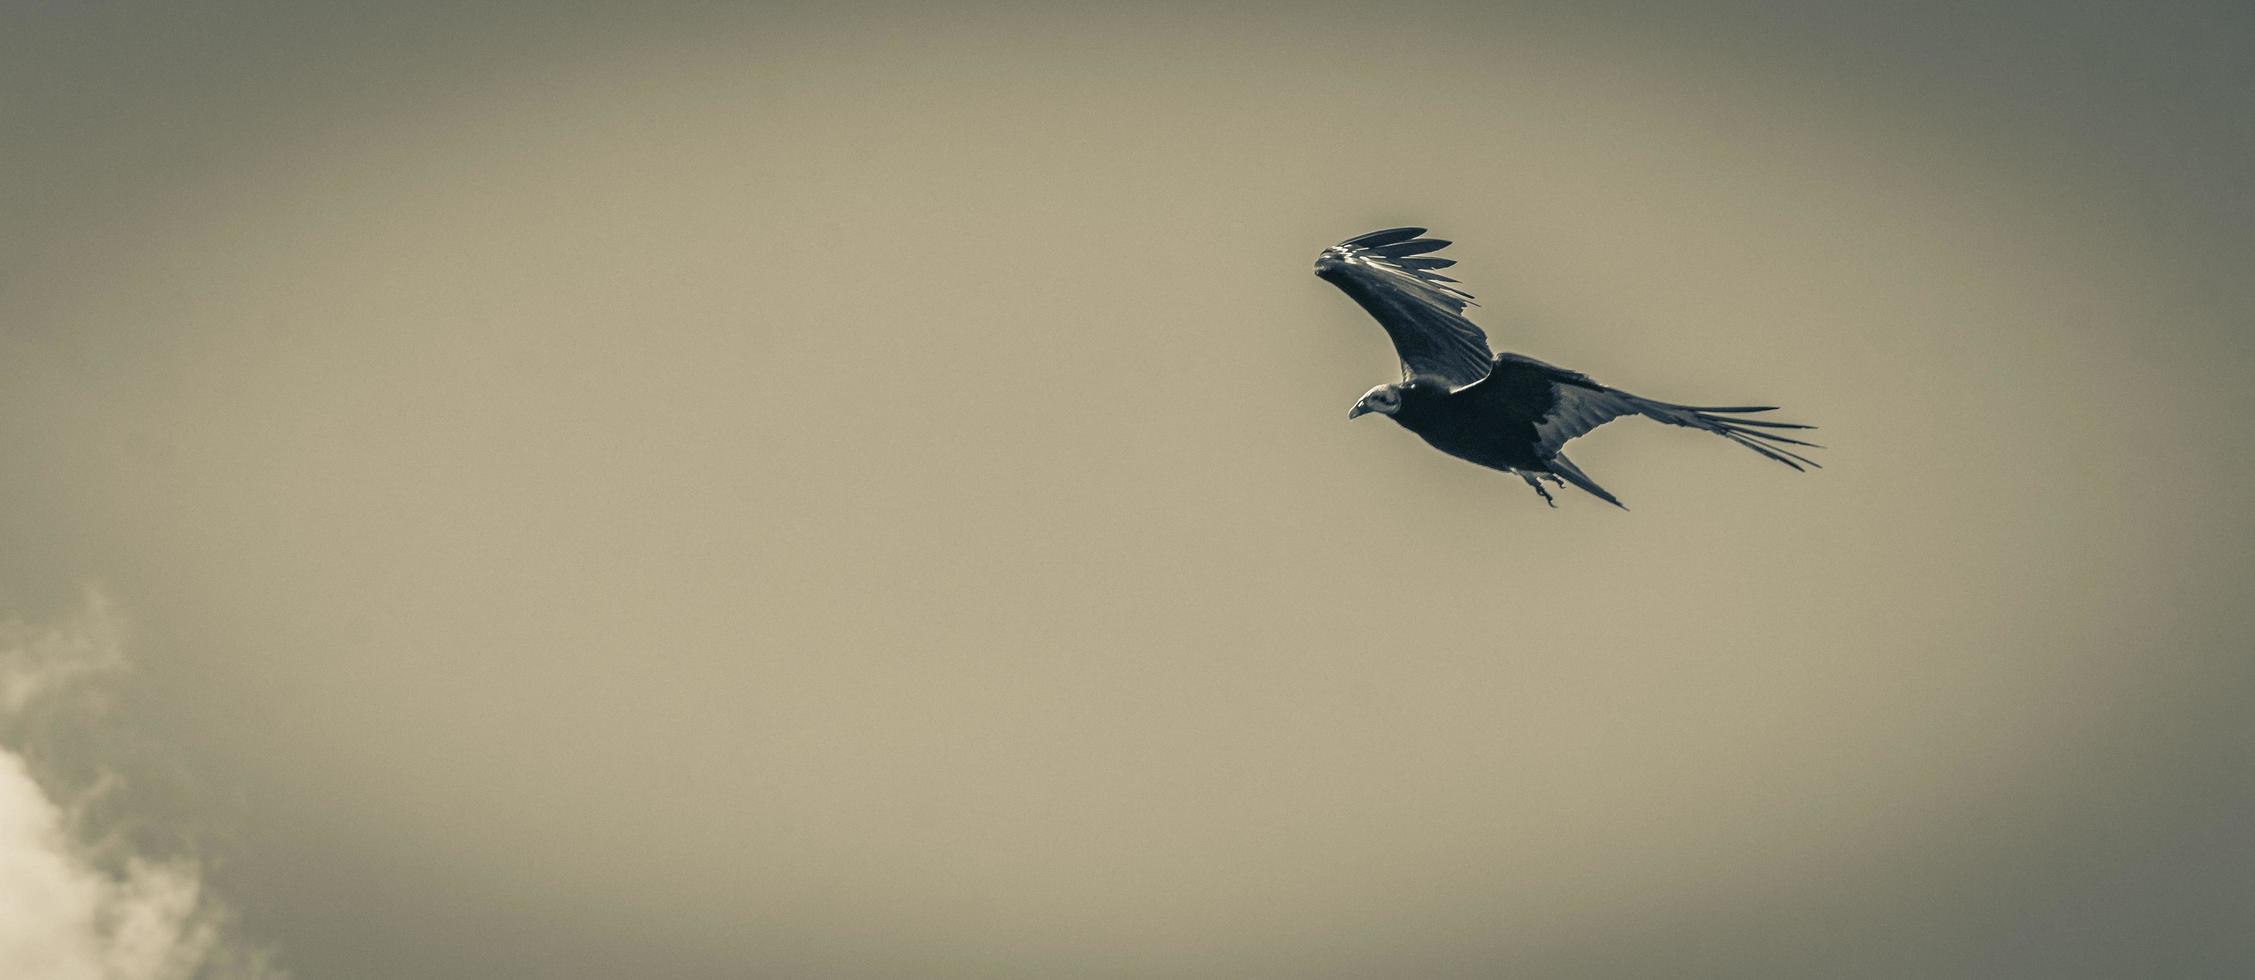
xmin=4 ymin=2 xmax=2252 ymax=977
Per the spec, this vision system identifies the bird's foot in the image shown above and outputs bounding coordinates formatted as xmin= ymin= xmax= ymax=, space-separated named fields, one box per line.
xmin=1520 ymin=472 xmax=1558 ymax=508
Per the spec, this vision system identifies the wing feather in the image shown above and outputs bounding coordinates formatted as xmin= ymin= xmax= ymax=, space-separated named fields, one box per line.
xmin=1371 ymin=238 xmax=1453 ymax=257
xmin=1315 ymin=228 xmax=1494 ymax=388
xmin=1394 ymin=257 xmax=1457 ymax=271
xmin=1342 ymin=226 xmax=1429 ymax=248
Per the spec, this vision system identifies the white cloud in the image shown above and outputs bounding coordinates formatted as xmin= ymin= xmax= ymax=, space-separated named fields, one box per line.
xmin=0 ymin=591 xmax=285 ymax=980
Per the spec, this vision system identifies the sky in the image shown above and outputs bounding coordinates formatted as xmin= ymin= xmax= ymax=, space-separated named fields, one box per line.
xmin=3 ymin=1 xmax=2252 ymax=977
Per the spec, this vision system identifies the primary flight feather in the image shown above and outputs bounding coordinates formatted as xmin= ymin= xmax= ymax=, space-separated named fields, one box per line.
xmin=1316 ymin=226 xmax=1819 ymax=508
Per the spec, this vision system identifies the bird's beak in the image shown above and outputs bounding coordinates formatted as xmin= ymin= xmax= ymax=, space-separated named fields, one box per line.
xmin=1347 ymin=402 xmax=1371 ymax=420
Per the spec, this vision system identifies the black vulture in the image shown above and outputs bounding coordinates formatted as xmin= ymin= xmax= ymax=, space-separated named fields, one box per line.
xmin=1316 ymin=226 xmax=1819 ymax=508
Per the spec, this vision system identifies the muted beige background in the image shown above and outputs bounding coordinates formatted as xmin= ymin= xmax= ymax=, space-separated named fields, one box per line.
xmin=4 ymin=1 xmax=2252 ymax=977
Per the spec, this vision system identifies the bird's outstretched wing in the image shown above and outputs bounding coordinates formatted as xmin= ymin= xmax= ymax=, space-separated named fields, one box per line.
xmin=1479 ymin=355 xmax=1831 ymax=470
xmin=1316 ymin=227 xmax=1494 ymax=389
xmin=1459 ymin=354 xmax=1822 ymax=505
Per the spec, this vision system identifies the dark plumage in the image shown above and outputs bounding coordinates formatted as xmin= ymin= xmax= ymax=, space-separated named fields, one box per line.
xmin=1317 ymin=226 xmax=1819 ymax=508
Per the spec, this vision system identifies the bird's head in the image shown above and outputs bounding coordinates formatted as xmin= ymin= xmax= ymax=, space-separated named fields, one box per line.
xmin=1347 ymin=383 xmax=1404 ymax=420
xmin=1313 ymin=245 xmax=1354 ymax=281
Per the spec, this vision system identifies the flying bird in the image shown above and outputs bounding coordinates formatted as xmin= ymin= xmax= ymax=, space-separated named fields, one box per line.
xmin=1316 ymin=226 xmax=1819 ymax=508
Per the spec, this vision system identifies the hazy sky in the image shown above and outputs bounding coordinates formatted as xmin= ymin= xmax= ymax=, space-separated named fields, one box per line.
xmin=4 ymin=2 xmax=2252 ymax=977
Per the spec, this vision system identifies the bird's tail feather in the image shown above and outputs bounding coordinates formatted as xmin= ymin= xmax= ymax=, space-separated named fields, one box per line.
xmin=1546 ymin=454 xmax=1626 ymax=510
xmin=1640 ymin=400 xmax=1823 ymax=471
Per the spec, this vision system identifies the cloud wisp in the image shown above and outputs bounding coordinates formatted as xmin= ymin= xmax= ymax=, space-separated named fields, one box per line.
xmin=0 ymin=591 xmax=284 ymax=980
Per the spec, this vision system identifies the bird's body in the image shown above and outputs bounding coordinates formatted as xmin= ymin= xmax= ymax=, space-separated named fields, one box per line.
xmin=1390 ymin=358 xmax=1578 ymax=469
xmin=1317 ymin=227 xmax=1818 ymax=508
